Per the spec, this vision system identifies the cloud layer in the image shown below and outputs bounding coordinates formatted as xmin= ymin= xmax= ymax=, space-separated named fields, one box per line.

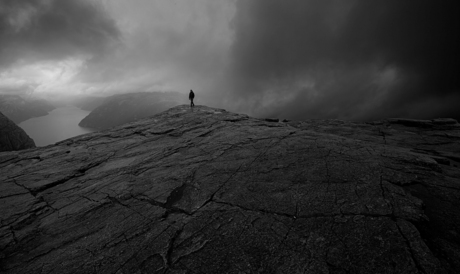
xmin=0 ymin=0 xmax=458 ymax=121
xmin=0 ymin=0 xmax=119 ymax=66
xmin=0 ymin=0 xmax=119 ymax=95
xmin=77 ymin=0 xmax=235 ymax=96
xmin=221 ymin=0 xmax=460 ymax=121
xmin=0 ymin=0 xmax=235 ymax=99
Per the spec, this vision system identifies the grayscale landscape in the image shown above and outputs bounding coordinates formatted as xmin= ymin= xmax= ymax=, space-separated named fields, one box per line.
xmin=0 ymin=0 xmax=459 ymax=273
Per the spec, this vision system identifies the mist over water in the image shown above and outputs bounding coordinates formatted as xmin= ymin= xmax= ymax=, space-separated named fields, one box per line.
xmin=19 ymin=106 xmax=97 ymax=146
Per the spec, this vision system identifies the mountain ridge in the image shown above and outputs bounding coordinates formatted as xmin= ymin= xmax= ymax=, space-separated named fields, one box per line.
xmin=78 ymin=91 xmax=186 ymax=129
xmin=0 ymin=94 xmax=55 ymax=124
xmin=1 ymin=105 xmax=459 ymax=273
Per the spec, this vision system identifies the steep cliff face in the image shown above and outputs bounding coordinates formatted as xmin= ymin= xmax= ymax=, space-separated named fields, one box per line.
xmin=78 ymin=92 xmax=186 ymax=129
xmin=1 ymin=105 xmax=459 ymax=273
xmin=0 ymin=111 xmax=35 ymax=152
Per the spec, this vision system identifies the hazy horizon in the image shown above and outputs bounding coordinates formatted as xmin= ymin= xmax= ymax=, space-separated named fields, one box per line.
xmin=1 ymin=0 xmax=459 ymax=121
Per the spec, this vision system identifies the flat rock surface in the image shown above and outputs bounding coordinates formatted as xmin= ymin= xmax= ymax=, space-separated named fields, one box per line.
xmin=1 ymin=105 xmax=459 ymax=273
xmin=0 ymin=111 xmax=35 ymax=152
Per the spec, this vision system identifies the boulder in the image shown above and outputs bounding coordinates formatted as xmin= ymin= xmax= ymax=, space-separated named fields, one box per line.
xmin=1 ymin=105 xmax=459 ymax=273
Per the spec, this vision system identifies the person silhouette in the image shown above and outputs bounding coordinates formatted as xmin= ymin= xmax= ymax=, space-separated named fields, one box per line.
xmin=189 ymin=90 xmax=195 ymax=107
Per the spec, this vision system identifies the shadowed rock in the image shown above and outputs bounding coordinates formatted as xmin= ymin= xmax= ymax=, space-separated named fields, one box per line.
xmin=0 ymin=105 xmax=459 ymax=273
xmin=0 ymin=111 xmax=35 ymax=152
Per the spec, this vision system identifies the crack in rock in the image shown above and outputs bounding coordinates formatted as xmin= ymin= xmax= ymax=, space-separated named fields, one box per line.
xmin=0 ymin=105 xmax=458 ymax=273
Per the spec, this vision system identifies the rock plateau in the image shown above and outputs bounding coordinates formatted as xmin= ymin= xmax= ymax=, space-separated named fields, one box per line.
xmin=1 ymin=105 xmax=459 ymax=273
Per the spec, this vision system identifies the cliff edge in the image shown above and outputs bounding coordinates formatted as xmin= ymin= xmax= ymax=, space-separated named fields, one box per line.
xmin=1 ymin=105 xmax=459 ymax=273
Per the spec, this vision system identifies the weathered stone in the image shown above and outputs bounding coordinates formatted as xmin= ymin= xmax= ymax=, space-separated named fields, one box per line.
xmin=387 ymin=118 xmax=433 ymax=127
xmin=431 ymin=118 xmax=458 ymax=125
xmin=387 ymin=118 xmax=459 ymax=128
xmin=0 ymin=105 xmax=459 ymax=273
xmin=0 ymin=111 xmax=35 ymax=152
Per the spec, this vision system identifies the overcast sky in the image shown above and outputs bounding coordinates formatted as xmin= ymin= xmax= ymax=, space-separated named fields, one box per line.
xmin=0 ymin=0 xmax=459 ymax=121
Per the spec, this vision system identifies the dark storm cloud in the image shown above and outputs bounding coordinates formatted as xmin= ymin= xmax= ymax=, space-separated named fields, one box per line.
xmin=0 ymin=0 xmax=120 ymax=68
xmin=225 ymin=0 xmax=460 ymax=120
xmin=74 ymin=0 xmax=235 ymax=96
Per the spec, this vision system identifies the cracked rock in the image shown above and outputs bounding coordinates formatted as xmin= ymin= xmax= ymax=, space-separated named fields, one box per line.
xmin=0 ymin=105 xmax=459 ymax=273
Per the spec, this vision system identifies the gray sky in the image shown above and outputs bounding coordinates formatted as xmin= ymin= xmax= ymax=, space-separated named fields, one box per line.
xmin=1 ymin=0 xmax=459 ymax=121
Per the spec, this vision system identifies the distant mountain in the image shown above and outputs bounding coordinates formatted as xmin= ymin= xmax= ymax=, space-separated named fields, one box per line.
xmin=79 ymin=92 xmax=186 ymax=129
xmin=0 ymin=110 xmax=35 ymax=151
xmin=67 ymin=95 xmax=107 ymax=111
xmin=0 ymin=94 xmax=56 ymax=123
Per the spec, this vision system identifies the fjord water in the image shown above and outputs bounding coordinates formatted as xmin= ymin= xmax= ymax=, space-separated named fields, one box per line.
xmin=19 ymin=106 xmax=97 ymax=146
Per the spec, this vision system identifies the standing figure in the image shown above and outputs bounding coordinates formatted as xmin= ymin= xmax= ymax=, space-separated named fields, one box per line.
xmin=189 ymin=90 xmax=195 ymax=107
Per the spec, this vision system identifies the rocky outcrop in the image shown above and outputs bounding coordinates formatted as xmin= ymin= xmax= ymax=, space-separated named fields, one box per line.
xmin=1 ymin=105 xmax=459 ymax=273
xmin=0 ymin=95 xmax=55 ymax=124
xmin=78 ymin=92 xmax=186 ymax=129
xmin=0 ymin=111 xmax=35 ymax=152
